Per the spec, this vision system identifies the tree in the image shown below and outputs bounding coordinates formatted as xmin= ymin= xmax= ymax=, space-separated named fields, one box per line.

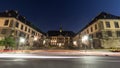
xmin=0 ymin=36 xmax=16 ymax=50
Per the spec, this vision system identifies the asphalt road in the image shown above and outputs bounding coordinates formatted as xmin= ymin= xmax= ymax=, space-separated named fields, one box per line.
xmin=0 ymin=56 xmax=120 ymax=68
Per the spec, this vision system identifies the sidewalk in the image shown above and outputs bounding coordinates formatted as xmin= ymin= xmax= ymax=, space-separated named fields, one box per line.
xmin=0 ymin=49 xmax=120 ymax=57
xmin=28 ymin=49 xmax=120 ymax=56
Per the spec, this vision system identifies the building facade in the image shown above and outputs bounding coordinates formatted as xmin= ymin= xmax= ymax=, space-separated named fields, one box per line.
xmin=74 ymin=12 xmax=120 ymax=49
xmin=0 ymin=10 xmax=45 ymax=49
xmin=47 ymin=28 xmax=75 ymax=48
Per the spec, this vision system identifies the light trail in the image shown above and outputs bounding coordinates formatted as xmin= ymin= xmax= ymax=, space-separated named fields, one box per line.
xmin=0 ymin=54 xmax=82 ymax=58
xmin=0 ymin=54 xmax=120 ymax=63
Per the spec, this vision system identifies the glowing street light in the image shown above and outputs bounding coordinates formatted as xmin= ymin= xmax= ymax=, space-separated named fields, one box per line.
xmin=59 ymin=43 xmax=62 ymax=47
xmin=20 ymin=37 xmax=25 ymax=43
xmin=82 ymin=35 xmax=89 ymax=43
xmin=73 ymin=41 xmax=77 ymax=46
xmin=34 ymin=37 xmax=38 ymax=41
xmin=82 ymin=35 xmax=94 ymax=49
xmin=82 ymin=35 xmax=89 ymax=51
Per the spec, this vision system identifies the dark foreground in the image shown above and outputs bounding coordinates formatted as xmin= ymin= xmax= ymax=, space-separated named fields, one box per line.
xmin=0 ymin=56 xmax=120 ymax=68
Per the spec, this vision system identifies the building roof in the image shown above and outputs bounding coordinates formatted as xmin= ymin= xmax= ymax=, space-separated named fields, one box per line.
xmin=47 ymin=31 xmax=75 ymax=37
xmin=0 ymin=10 xmax=45 ymax=34
xmin=76 ymin=12 xmax=120 ymax=35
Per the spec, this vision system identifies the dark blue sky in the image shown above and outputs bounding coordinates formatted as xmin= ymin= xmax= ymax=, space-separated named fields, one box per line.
xmin=0 ymin=0 xmax=120 ymax=33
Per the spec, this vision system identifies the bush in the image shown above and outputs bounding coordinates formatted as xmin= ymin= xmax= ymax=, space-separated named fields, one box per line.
xmin=0 ymin=36 xmax=16 ymax=49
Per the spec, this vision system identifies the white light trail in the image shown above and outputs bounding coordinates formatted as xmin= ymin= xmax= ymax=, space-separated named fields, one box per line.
xmin=0 ymin=54 xmax=81 ymax=58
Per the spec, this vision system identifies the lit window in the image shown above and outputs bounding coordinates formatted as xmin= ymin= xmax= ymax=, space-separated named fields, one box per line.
xmin=4 ymin=20 xmax=9 ymax=26
xmin=106 ymin=21 xmax=111 ymax=28
xmin=114 ymin=22 xmax=119 ymax=28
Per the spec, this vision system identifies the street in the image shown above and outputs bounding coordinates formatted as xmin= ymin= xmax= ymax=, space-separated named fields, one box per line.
xmin=0 ymin=55 xmax=120 ymax=68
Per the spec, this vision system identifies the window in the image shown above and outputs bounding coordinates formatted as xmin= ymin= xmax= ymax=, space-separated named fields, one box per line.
xmin=95 ymin=24 xmax=97 ymax=30
xmin=32 ymin=31 xmax=35 ymax=35
xmin=19 ymin=31 xmax=26 ymax=37
xmin=98 ymin=21 xmax=104 ymax=29
xmin=89 ymin=34 xmax=93 ymax=38
xmin=106 ymin=31 xmax=112 ymax=37
xmin=91 ymin=27 xmax=93 ymax=32
xmin=16 ymin=22 xmax=19 ymax=28
xmin=86 ymin=29 xmax=89 ymax=33
xmin=106 ymin=21 xmax=111 ymax=28
xmin=4 ymin=20 xmax=9 ymax=26
xmin=114 ymin=22 xmax=119 ymax=28
xmin=9 ymin=20 xmax=14 ymax=27
xmin=21 ymin=25 xmax=23 ymax=30
xmin=1 ymin=29 xmax=7 ymax=34
xmin=96 ymin=32 xmax=102 ymax=38
xmin=36 ymin=33 xmax=37 ymax=36
xmin=25 ymin=26 xmax=27 ymax=31
xmin=28 ymin=29 xmax=30 ymax=33
xmin=116 ymin=31 xmax=120 ymax=37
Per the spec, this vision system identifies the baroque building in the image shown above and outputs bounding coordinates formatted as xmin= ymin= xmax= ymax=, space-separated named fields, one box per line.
xmin=74 ymin=12 xmax=120 ymax=49
xmin=0 ymin=10 xmax=45 ymax=49
xmin=47 ymin=27 xmax=75 ymax=48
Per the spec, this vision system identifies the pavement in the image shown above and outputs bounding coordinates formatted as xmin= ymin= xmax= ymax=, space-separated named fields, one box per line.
xmin=0 ymin=49 xmax=120 ymax=57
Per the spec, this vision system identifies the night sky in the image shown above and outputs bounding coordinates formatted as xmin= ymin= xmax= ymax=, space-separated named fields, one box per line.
xmin=0 ymin=0 xmax=120 ymax=33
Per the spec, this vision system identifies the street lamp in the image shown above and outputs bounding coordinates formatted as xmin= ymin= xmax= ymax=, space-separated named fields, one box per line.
xmin=34 ymin=37 xmax=38 ymax=41
xmin=82 ymin=35 xmax=93 ymax=49
xmin=73 ymin=41 xmax=77 ymax=46
xmin=20 ymin=37 xmax=25 ymax=43
xmin=58 ymin=43 xmax=62 ymax=47
xmin=82 ymin=35 xmax=89 ymax=51
xmin=82 ymin=35 xmax=88 ymax=43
